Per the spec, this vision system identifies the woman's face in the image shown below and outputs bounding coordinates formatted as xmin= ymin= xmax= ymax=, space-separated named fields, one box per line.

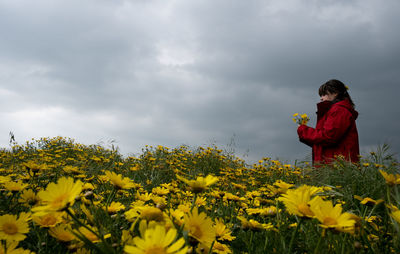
xmin=320 ymin=92 xmax=337 ymax=102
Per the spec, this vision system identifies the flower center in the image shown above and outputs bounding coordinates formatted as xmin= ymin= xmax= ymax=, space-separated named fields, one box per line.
xmin=51 ymin=193 xmax=69 ymax=209
xmin=323 ymin=217 xmax=337 ymax=226
xmin=190 ymin=224 xmax=203 ymax=239
xmin=42 ymin=215 xmax=57 ymax=226
xmin=3 ymin=223 xmax=18 ymax=235
xmin=297 ymin=203 xmax=312 ymax=216
xmin=141 ymin=208 xmax=164 ymax=222
xmin=144 ymin=246 xmax=166 ymax=254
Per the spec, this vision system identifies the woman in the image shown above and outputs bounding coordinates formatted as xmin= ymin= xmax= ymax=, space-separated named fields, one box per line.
xmin=297 ymin=79 xmax=360 ymax=164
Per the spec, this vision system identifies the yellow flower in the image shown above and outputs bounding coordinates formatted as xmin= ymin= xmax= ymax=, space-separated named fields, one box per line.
xmin=0 ymin=213 xmax=30 ymax=241
xmin=0 ymin=241 xmax=34 ymax=254
xmin=32 ymin=212 xmax=64 ymax=227
xmin=49 ymin=224 xmax=76 ymax=242
xmin=292 ymin=113 xmax=310 ymax=125
xmin=237 ymin=216 xmax=274 ymax=231
xmin=3 ymin=181 xmax=29 ymax=192
xmin=23 ymin=161 xmax=48 ymax=173
xmin=379 ymin=170 xmax=400 ymax=186
xmin=246 ymin=206 xmax=277 ymax=216
xmin=74 ymin=225 xmax=111 ymax=243
xmin=273 ymin=180 xmax=294 ymax=194
xmin=390 ymin=210 xmax=400 ymax=224
xmin=309 ymin=196 xmax=356 ymax=233
xmin=195 ymin=196 xmax=207 ymax=207
xmin=125 ymin=206 xmax=165 ymax=223
xmin=104 ymin=171 xmax=136 ymax=190
xmin=277 ymin=185 xmax=317 ymax=218
xmin=136 ymin=191 xmax=153 ymax=202
xmin=0 ymin=176 xmax=11 ymax=184
xmin=152 ymin=186 xmax=170 ymax=196
xmin=32 ymin=177 xmax=83 ymax=215
xmin=215 ymin=219 xmax=236 ymax=241
xmin=104 ymin=201 xmax=126 ymax=214
xmin=184 ymin=207 xmax=216 ymax=247
xmin=212 ymin=241 xmax=232 ymax=254
xmin=196 ymin=241 xmax=232 ymax=254
xmin=169 ymin=208 xmax=185 ymax=227
xmin=176 ymin=175 xmax=218 ymax=193
xmin=124 ymin=224 xmax=188 ymax=254
xmin=18 ymin=189 xmax=40 ymax=206
xmin=354 ymin=195 xmax=384 ymax=206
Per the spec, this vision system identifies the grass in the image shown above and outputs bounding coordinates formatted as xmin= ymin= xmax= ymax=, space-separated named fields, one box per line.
xmin=0 ymin=136 xmax=399 ymax=253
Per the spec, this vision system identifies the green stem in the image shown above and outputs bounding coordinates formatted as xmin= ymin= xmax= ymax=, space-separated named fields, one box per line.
xmin=207 ymin=240 xmax=215 ymax=254
xmin=288 ymin=218 xmax=302 ymax=253
xmin=263 ymin=232 xmax=269 ymax=252
xmin=386 ymin=185 xmax=392 ymax=204
xmin=341 ymin=233 xmax=348 ymax=254
xmin=66 ymin=208 xmax=112 ymax=254
xmin=249 ymin=230 xmax=254 ymax=251
xmin=105 ymin=188 xmax=117 ymax=211
xmin=191 ymin=193 xmax=198 ymax=211
xmin=66 ymin=208 xmax=100 ymax=238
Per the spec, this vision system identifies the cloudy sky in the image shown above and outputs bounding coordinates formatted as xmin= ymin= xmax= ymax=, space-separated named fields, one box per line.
xmin=1 ymin=0 xmax=399 ymax=162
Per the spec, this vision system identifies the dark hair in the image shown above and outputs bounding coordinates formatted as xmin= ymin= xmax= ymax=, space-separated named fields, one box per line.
xmin=319 ymin=79 xmax=355 ymax=108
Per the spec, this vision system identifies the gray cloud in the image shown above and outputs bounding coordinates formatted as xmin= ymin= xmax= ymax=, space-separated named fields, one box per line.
xmin=0 ymin=0 xmax=399 ymax=162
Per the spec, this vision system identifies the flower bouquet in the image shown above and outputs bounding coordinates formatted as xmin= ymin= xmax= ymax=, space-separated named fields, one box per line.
xmin=292 ymin=113 xmax=310 ymax=125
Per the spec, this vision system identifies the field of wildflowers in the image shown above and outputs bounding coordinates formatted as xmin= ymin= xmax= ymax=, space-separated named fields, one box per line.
xmin=0 ymin=136 xmax=399 ymax=253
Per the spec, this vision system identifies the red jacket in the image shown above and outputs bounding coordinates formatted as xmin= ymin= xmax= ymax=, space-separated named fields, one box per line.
xmin=297 ymin=99 xmax=359 ymax=164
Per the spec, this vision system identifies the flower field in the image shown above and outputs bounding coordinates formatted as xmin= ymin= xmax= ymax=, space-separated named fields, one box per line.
xmin=0 ymin=137 xmax=399 ymax=253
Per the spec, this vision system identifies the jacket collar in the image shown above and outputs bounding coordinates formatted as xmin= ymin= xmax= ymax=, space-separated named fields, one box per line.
xmin=316 ymin=99 xmax=358 ymax=120
xmin=316 ymin=100 xmax=332 ymax=118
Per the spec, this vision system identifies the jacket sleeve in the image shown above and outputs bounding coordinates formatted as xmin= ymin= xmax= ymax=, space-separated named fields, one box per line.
xmin=297 ymin=107 xmax=353 ymax=146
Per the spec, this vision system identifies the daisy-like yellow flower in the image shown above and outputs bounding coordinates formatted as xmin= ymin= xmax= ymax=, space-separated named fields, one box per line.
xmin=0 ymin=175 xmax=11 ymax=184
xmin=125 ymin=206 xmax=165 ymax=223
xmin=184 ymin=207 xmax=216 ymax=247
xmin=63 ymin=165 xmax=84 ymax=174
xmin=136 ymin=191 xmax=153 ymax=202
xmin=277 ymin=185 xmax=317 ymax=218
xmin=195 ymin=196 xmax=207 ymax=207
xmin=49 ymin=224 xmax=76 ymax=242
xmin=104 ymin=201 xmax=126 ymax=214
xmin=169 ymin=208 xmax=185 ymax=226
xmin=176 ymin=175 xmax=218 ymax=193
xmin=196 ymin=241 xmax=232 ymax=254
xmin=309 ymin=196 xmax=356 ymax=234
xmin=0 ymin=241 xmax=34 ymax=254
xmin=124 ymin=224 xmax=188 ymax=254
xmin=379 ymin=170 xmax=400 ymax=186
xmin=18 ymin=189 xmax=40 ymax=206
xmin=246 ymin=206 xmax=277 ymax=216
xmin=82 ymin=182 xmax=95 ymax=191
xmin=215 ymin=219 xmax=236 ymax=241
xmin=152 ymin=196 xmax=167 ymax=209
xmin=32 ymin=212 xmax=64 ymax=227
xmin=237 ymin=216 xmax=274 ymax=231
xmin=152 ymin=187 xmax=170 ymax=196
xmin=223 ymin=193 xmax=243 ymax=202
xmin=390 ymin=210 xmax=400 ymax=224
xmin=273 ymin=180 xmax=294 ymax=194
xmin=74 ymin=225 xmax=111 ymax=243
xmin=0 ymin=213 xmax=30 ymax=241
xmin=23 ymin=161 xmax=48 ymax=173
xmin=104 ymin=171 xmax=136 ymax=190
xmin=3 ymin=180 xmax=29 ymax=192
xmin=32 ymin=177 xmax=83 ymax=215
xmin=354 ymin=195 xmax=384 ymax=206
